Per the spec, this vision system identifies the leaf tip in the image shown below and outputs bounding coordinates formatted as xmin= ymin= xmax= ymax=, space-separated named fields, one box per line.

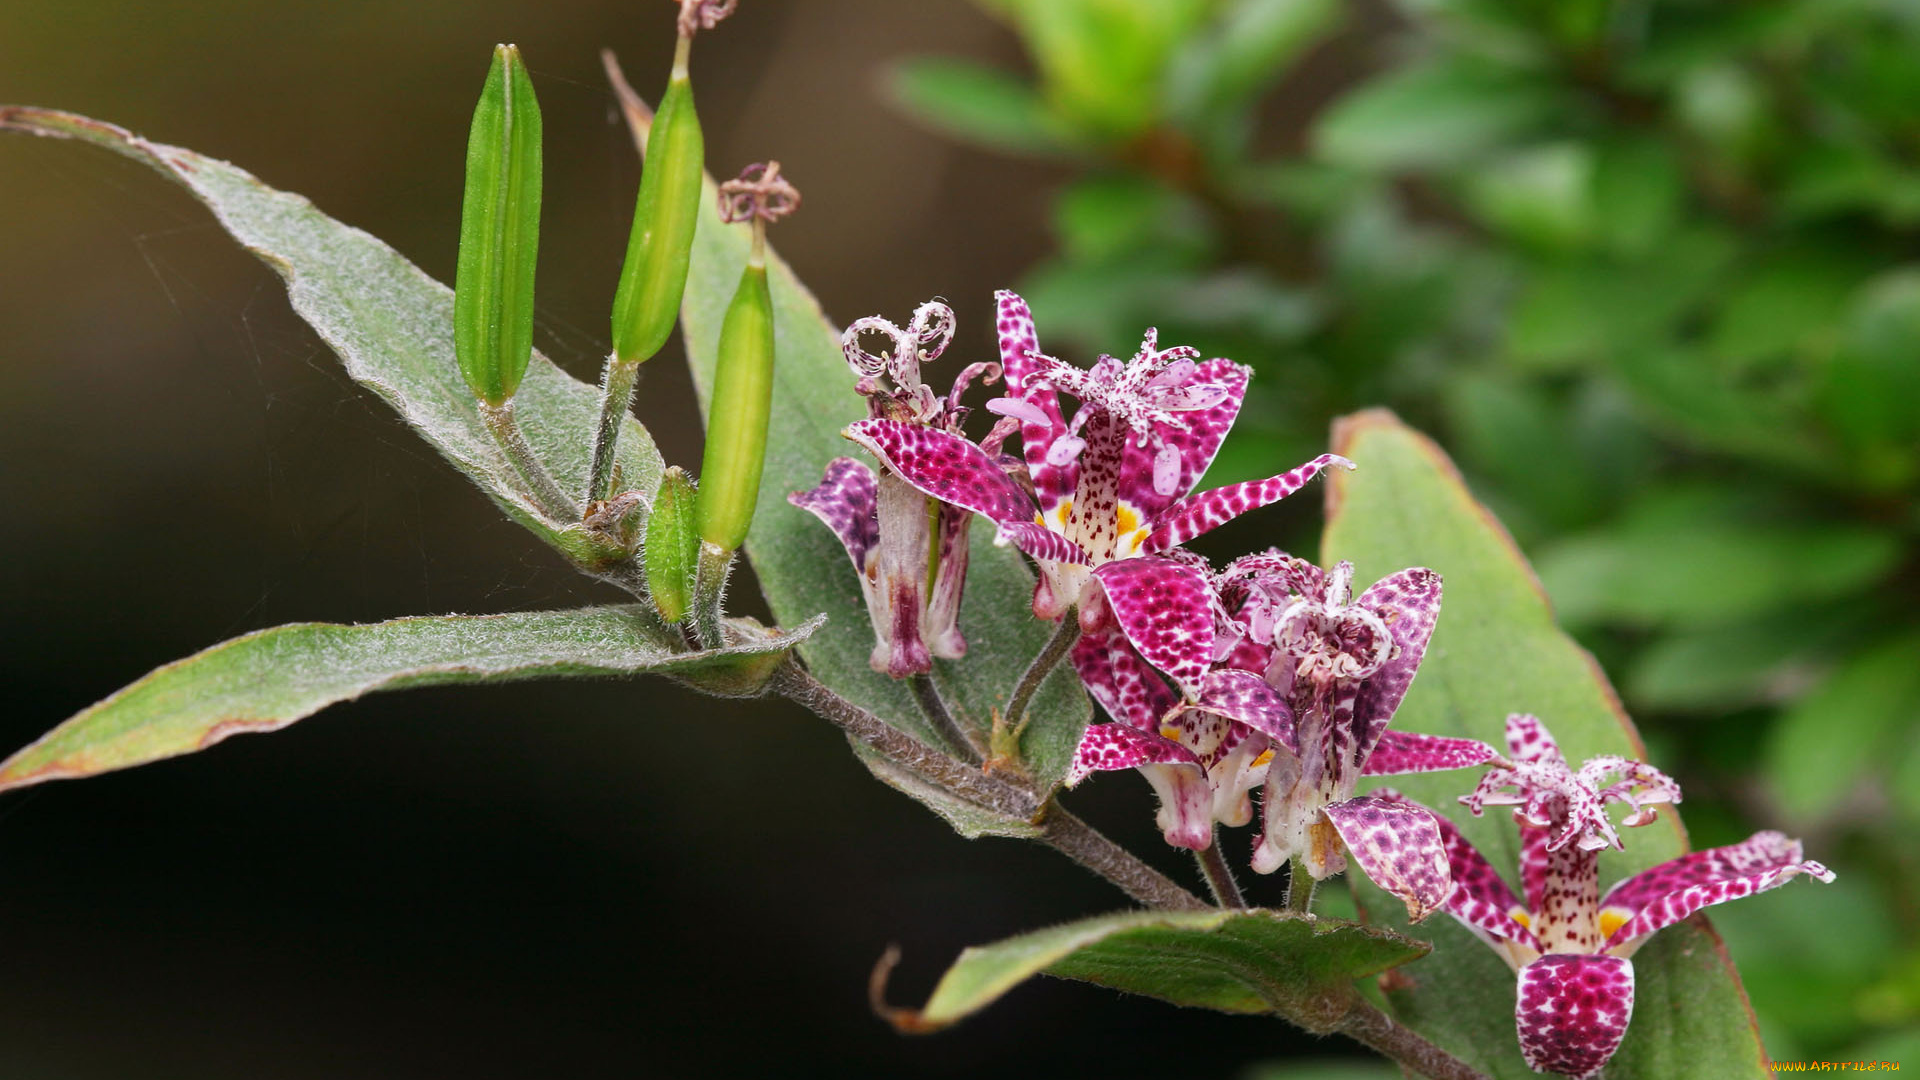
xmin=868 ymin=943 xmax=949 ymax=1035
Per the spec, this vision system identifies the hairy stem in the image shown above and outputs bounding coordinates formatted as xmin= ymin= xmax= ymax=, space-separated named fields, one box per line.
xmin=1038 ymin=805 xmax=1210 ymax=911
xmin=479 ymin=400 xmax=577 ymax=522
xmin=1337 ymin=998 xmax=1491 ymax=1080
xmin=690 ymin=541 xmax=731 ymax=650
xmin=1285 ymin=855 xmax=1316 ymax=913
xmin=586 ymin=355 xmax=641 ymax=506
xmin=1004 ymin=614 xmax=1079 ymax=740
xmin=910 ymin=674 xmax=982 ymax=766
xmin=1194 ymin=830 xmax=1245 ymax=909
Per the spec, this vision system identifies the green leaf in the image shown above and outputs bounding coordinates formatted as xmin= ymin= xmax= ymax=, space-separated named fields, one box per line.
xmin=1314 ymin=58 xmax=1565 ymax=170
xmin=0 ymin=609 xmax=821 ymax=793
xmin=635 ymin=101 xmax=1092 ymax=806
xmin=1764 ymin=631 xmax=1920 ymax=822
xmin=1166 ymin=0 xmax=1342 ymax=147
xmin=0 ymin=107 xmax=662 ymax=563
xmin=1462 ymin=142 xmax=1596 ymax=252
xmin=999 ymin=0 xmax=1211 ymax=141
xmin=882 ymin=909 xmax=1426 ymax=1033
xmin=1321 ymin=410 xmax=1774 ymax=1080
xmin=886 ymin=58 xmax=1075 ymax=158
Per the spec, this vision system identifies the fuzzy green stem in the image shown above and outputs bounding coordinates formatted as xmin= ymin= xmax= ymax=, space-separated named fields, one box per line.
xmin=1038 ymin=804 xmax=1211 ymax=911
xmin=1004 ymin=613 xmax=1079 ymax=741
xmin=1336 ymin=999 xmax=1492 ymax=1080
xmin=1194 ymin=831 xmax=1246 ymax=908
xmin=1285 ymin=855 xmax=1317 ymax=913
xmin=910 ymin=674 xmax=982 ymax=765
xmin=690 ymin=540 xmax=731 ymax=650
xmin=586 ymin=355 xmax=641 ymax=505
xmin=479 ymin=400 xmax=576 ymax=521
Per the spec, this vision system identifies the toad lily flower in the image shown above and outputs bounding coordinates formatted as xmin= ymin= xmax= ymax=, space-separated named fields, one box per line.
xmin=844 ymin=291 xmax=1348 ymax=644
xmin=1404 ymin=713 xmax=1834 ymax=1079
xmin=1068 ymin=552 xmax=1502 ymax=922
xmin=789 ymin=301 xmax=1005 ymax=677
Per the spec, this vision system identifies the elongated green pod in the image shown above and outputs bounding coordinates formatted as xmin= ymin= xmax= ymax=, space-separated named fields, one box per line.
xmin=454 ymin=44 xmax=543 ymax=406
xmin=644 ymin=467 xmax=699 ymax=622
xmin=696 ymin=256 xmax=774 ymax=551
xmin=610 ymin=36 xmax=704 ymax=365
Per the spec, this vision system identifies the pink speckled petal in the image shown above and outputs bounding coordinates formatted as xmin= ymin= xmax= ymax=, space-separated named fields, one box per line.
xmin=1115 ymin=358 xmax=1249 ymax=516
xmin=1515 ymin=954 xmax=1635 ymax=1080
xmin=1322 ymin=796 xmax=1454 ymax=923
xmin=1195 ymin=669 xmax=1295 ymax=748
xmin=1505 ymin=711 xmax=1567 ymax=768
xmin=845 ymin=419 xmax=1036 ymax=527
xmin=1600 ymin=831 xmax=1836 ymax=951
xmin=787 ymin=457 xmax=879 ymax=572
xmin=1362 ymin=730 xmax=1501 ymax=776
xmin=1092 ymin=556 xmax=1217 ymax=699
xmin=1376 ymin=789 xmax=1543 ymax=954
xmin=994 ymin=290 xmax=1074 ymax=507
xmin=1351 ymin=568 xmax=1443 ymax=761
xmin=924 ymin=500 xmax=973 ymax=661
xmin=1067 ymin=721 xmax=1198 ymax=783
xmin=993 ymin=520 xmax=1091 ymax=566
xmin=1071 ymin=623 xmax=1178 ymax=730
xmin=1145 ymin=454 xmax=1353 ymax=552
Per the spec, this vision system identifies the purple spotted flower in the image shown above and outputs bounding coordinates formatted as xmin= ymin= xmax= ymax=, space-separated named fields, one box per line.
xmin=789 ymin=301 xmax=1007 ymax=677
xmin=1397 ymin=713 xmax=1834 ymax=1079
xmin=1067 ymin=552 xmax=1502 ymax=922
xmin=844 ymin=291 xmax=1349 ymax=633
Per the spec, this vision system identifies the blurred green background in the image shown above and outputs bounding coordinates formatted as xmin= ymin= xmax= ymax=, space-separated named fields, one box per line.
xmin=0 ymin=0 xmax=1914 ymax=1075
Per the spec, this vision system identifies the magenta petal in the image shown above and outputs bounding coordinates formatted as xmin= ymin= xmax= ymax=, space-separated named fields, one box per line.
xmin=1145 ymin=453 xmax=1353 ymax=552
xmin=1115 ymin=357 xmax=1249 ymax=516
xmin=845 ymin=418 xmax=1036 ymax=526
xmin=1093 ymin=557 xmax=1217 ymax=699
xmin=994 ymin=290 xmax=1074 ymax=508
xmin=787 ymin=457 xmax=879 ymax=571
xmin=1506 ymin=711 xmax=1568 ymax=767
xmin=1322 ymin=796 xmax=1455 ymax=923
xmin=1351 ymin=567 xmax=1443 ymax=760
xmin=1067 ymin=721 xmax=1198 ymax=783
xmin=994 ymin=520 xmax=1091 ymax=566
xmin=1377 ymin=789 xmax=1543 ymax=953
xmin=1362 ymin=730 xmax=1501 ymax=777
xmin=1599 ymin=831 xmax=1836 ymax=950
xmin=1515 ymin=954 xmax=1635 ymax=1080
xmin=1195 ymin=669 xmax=1295 ymax=749
xmin=1071 ymin=623 xmax=1179 ymax=730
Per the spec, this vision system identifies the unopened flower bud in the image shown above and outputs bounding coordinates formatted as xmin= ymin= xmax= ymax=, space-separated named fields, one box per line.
xmin=454 ymin=44 xmax=543 ymax=406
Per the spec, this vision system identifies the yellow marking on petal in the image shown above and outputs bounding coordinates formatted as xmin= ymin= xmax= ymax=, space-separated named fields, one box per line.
xmin=1509 ymin=908 xmax=1532 ymax=929
xmin=1252 ymin=749 xmax=1275 ymax=767
xmin=1599 ymin=908 xmax=1631 ymax=941
xmin=1050 ymin=499 xmax=1073 ymax=528
xmin=1160 ymin=725 xmax=1182 ymax=742
xmin=1114 ymin=504 xmax=1141 ymax=535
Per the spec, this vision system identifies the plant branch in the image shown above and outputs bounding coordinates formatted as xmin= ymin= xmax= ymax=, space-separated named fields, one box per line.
xmin=479 ymin=400 xmax=577 ymax=522
xmin=1037 ymin=804 xmax=1210 ymax=911
xmin=586 ymin=355 xmax=642 ymax=506
xmin=1194 ymin=830 xmax=1245 ymax=908
xmin=1337 ymin=998 xmax=1491 ymax=1080
xmin=1285 ymin=855 xmax=1316 ymax=913
xmin=1003 ymin=614 xmax=1079 ymax=741
xmin=910 ymin=674 xmax=982 ymax=765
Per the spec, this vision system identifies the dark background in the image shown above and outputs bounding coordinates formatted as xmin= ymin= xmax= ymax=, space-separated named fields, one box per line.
xmin=0 ymin=2 xmax=1357 ymax=1077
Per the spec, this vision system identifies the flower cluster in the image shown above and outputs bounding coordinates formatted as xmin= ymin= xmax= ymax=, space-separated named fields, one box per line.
xmin=792 ymin=293 xmax=1834 ymax=1076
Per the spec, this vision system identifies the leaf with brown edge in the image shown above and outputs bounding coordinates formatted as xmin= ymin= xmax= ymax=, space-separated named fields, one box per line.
xmin=873 ymin=909 xmax=1427 ymax=1034
xmin=1321 ymin=409 xmax=1772 ymax=1080
xmin=0 ymin=609 xmax=820 ymax=793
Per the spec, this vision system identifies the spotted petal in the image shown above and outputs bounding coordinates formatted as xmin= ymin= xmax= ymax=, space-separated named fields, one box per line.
xmin=1115 ymin=357 xmax=1248 ymax=517
xmin=1351 ymin=567 xmax=1443 ymax=761
xmin=1193 ymin=668 xmax=1295 ymax=748
xmin=1145 ymin=453 xmax=1352 ymax=552
xmin=1322 ymin=796 xmax=1454 ymax=923
xmin=844 ymin=418 xmax=1035 ymax=527
xmin=1067 ymin=721 xmax=1197 ymax=783
xmin=1362 ymin=730 xmax=1501 ymax=776
xmin=1071 ymin=623 xmax=1178 ymax=730
xmin=1514 ymin=954 xmax=1634 ymax=1080
xmin=1599 ymin=831 xmax=1836 ymax=953
xmin=993 ymin=520 xmax=1092 ymax=566
xmin=1092 ymin=556 xmax=1216 ymax=699
xmin=1379 ymin=789 xmax=1544 ymax=957
xmin=1067 ymin=722 xmax=1212 ymax=850
xmin=993 ymin=290 xmax=1072 ymax=509
xmin=787 ymin=457 xmax=879 ymax=572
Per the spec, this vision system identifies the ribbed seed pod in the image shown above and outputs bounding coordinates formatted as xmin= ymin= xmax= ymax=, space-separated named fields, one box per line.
xmin=644 ymin=467 xmax=699 ymax=623
xmin=695 ymin=259 xmax=774 ymax=551
xmin=610 ymin=37 xmax=704 ymax=366
xmin=454 ymin=44 xmax=542 ymax=406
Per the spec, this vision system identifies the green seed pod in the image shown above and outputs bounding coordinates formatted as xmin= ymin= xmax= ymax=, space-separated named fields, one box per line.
xmin=454 ymin=44 xmax=543 ymax=406
xmin=644 ymin=467 xmax=700 ymax=623
xmin=610 ymin=37 xmax=704 ymax=366
xmin=695 ymin=259 xmax=774 ymax=552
